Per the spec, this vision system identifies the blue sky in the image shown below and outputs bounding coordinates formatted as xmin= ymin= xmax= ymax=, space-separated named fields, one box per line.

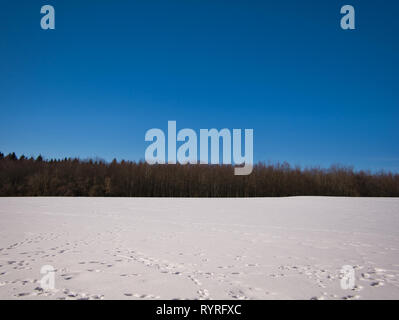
xmin=0 ymin=0 xmax=398 ymax=171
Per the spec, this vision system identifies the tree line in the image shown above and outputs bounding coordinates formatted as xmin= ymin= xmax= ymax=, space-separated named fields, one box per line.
xmin=1 ymin=152 xmax=398 ymax=197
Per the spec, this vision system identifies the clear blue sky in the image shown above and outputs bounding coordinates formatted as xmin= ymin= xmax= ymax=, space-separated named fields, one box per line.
xmin=0 ymin=0 xmax=398 ymax=171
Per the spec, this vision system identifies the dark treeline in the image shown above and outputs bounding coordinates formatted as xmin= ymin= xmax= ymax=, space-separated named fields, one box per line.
xmin=1 ymin=152 xmax=399 ymax=197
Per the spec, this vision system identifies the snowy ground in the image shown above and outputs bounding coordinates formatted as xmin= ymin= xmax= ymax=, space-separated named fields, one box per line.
xmin=0 ymin=197 xmax=398 ymax=300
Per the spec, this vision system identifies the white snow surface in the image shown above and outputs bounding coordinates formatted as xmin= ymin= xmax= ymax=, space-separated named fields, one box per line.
xmin=0 ymin=197 xmax=398 ymax=300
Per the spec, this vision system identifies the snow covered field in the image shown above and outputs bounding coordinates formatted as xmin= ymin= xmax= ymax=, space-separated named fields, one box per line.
xmin=0 ymin=197 xmax=398 ymax=300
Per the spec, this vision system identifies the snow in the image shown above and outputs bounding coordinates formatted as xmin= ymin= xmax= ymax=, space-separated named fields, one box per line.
xmin=0 ymin=197 xmax=398 ymax=300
